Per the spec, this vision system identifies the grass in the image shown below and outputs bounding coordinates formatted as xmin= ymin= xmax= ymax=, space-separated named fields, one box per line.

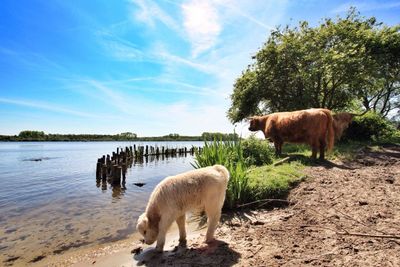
xmin=193 ymin=138 xmax=305 ymax=210
xmin=247 ymin=161 xmax=305 ymax=200
xmin=192 ymin=138 xmax=252 ymax=210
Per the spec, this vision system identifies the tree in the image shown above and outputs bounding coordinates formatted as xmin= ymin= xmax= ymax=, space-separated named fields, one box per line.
xmin=18 ymin=130 xmax=45 ymax=140
xmin=228 ymin=8 xmax=400 ymax=123
xmin=357 ymin=25 xmax=400 ymax=117
xmin=119 ymin=132 xmax=137 ymax=139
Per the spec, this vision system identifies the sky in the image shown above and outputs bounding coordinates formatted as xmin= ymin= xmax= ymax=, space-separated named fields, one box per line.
xmin=0 ymin=0 xmax=399 ymax=137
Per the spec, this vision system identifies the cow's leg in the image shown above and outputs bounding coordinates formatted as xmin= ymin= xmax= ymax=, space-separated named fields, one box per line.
xmin=319 ymin=138 xmax=326 ymax=160
xmin=274 ymin=140 xmax=283 ymax=157
xmin=311 ymin=143 xmax=318 ymax=159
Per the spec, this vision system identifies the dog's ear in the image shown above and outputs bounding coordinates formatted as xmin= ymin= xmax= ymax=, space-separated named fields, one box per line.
xmin=137 ymin=213 xmax=148 ymax=231
xmin=148 ymin=210 xmax=161 ymax=231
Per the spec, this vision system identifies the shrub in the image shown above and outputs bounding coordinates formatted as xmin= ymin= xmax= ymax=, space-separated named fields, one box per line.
xmin=344 ymin=112 xmax=398 ymax=141
xmin=241 ymin=135 xmax=275 ymax=166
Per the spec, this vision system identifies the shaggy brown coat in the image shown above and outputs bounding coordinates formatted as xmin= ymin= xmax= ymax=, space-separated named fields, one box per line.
xmin=248 ymin=108 xmax=334 ymax=159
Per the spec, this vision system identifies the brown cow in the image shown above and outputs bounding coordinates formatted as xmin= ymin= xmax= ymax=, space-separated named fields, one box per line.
xmin=333 ymin=112 xmax=355 ymax=141
xmin=248 ymin=108 xmax=334 ymax=160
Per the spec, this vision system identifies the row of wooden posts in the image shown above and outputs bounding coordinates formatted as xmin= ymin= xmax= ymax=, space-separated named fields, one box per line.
xmin=95 ymin=145 xmax=202 ymax=185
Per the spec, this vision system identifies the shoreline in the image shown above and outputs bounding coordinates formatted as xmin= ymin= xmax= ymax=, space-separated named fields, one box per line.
xmin=34 ymin=217 xmax=208 ymax=267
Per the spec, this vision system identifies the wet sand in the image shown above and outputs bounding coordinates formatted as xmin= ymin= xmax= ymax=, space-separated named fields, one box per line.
xmin=32 ymin=218 xmax=208 ymax=267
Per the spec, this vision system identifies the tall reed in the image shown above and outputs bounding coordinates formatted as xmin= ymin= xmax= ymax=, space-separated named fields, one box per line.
xmin=192 ymin=139 xmax=252 ymax=209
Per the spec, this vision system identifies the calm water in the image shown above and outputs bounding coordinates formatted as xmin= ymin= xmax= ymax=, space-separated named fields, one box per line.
xmin=0 ymin=141 xmax=202 ymax=264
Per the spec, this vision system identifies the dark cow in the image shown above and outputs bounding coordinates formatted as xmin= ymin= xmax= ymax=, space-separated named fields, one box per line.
xmin=248 ymin=108 xmax=334 ymax=159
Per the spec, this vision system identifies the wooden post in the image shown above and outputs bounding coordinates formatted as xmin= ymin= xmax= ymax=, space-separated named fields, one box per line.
xmin=122 ymin=163 xmax=127 ymax=181
xmin=96 ymin=159 xmax=102 ymax=179
xmin=101 ymin=164 xmax=107 ymax=179
xmin=145 ymin=145 xmax=149 ymax=156
xmin=112 ymin=165 xmax=119 ymax=184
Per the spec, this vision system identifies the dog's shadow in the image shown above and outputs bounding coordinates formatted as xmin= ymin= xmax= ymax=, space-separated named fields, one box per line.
xmin=133 ymin=240 xmax=240 ymax=267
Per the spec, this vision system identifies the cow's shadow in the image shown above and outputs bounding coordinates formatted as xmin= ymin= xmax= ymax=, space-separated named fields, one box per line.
xmin=278 ymin=154 xmax=354 ymax=170
xmin=133 ymin=239 xmax=240 ymax=267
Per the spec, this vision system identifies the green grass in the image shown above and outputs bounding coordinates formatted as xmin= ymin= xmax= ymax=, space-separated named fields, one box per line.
xmin=247 ymin=161 xmax=305 ymax=200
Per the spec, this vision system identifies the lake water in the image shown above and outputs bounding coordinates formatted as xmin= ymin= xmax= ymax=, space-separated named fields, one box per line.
xmin=0 ymin=141 xmax=203 ymax=265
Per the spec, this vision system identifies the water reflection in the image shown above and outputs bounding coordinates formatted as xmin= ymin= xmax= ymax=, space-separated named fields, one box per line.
xmin=111 ymin=183 xmax=126 ymax=199
xmin=95 ymin=152 xmax=192 ymax=199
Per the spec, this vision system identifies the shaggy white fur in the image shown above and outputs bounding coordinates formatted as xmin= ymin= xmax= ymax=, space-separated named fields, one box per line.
xmin=136 ymin=164 xmax=230 ymax=251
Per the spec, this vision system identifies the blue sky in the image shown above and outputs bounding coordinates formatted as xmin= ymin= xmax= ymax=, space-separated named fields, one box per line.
xmin=0 ymin=0 xmax=399 ymax=136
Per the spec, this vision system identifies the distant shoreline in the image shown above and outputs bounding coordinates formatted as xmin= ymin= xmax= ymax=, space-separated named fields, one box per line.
xmin=0 ymin=132 xmax=238 ymax=142
xmin=0 ymin=139 xmax=204 ymax=142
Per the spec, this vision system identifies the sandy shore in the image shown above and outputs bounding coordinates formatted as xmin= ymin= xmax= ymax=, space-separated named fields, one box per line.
xmin=32 ymin=217 xmax=210 ymax=267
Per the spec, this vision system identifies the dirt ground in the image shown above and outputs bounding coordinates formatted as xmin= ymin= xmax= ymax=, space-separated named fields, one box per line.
xmin=131 ymin=145 xmax=400 ymax=267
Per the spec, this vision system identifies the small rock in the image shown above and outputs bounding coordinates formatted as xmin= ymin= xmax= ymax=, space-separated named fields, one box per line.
xmin=359 ymin=201 xmax=368 ymax=206
xmin=274 ymin=255 xmax=283 ymax=260
xmin=385 ymin=177 xmax=395 ymax=184
xmin=131 ymin=245 xmax=143 ymax=255
xmin=251 ymin=220 xmax=265 ymax=226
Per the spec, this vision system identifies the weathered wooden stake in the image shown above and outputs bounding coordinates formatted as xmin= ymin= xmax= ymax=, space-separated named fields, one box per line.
xmin=96 ymin=160 xmax=102 ymax=179
xmin=101 ymin=164 xmax=107 ymax=179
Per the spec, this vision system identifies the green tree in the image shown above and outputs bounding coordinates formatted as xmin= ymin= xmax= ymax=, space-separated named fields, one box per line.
xmin=357 ymin=25 xmax=400 ymax=117
xmin=119 ymin=132 xmax=137 ymax=139
xmin=18 ymin=130 xmax=45 ymax=140
xmin=228 ymin=8 xmax=400 ymax=123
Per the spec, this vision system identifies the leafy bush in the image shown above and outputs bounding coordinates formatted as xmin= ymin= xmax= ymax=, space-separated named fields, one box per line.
xmin=241 ymin=136 xmax=275 ymax=166
xmin=344 ymin=112 xmax=398 ymax=141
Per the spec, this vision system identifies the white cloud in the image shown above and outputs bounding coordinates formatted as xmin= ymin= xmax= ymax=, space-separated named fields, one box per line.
xmin=156 ymin=48 xmax=214 ymax=73
xmin=181 ymin=0 xmax=222 ymax=57
xmin=0 ymin=97 xmax=107 ymax=119
xmin=131 ymin=0 xmax=179 ymax=31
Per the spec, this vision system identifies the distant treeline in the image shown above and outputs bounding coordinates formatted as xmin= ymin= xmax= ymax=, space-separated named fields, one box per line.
xmin=0 ymin=130 xmax=239 ymax=142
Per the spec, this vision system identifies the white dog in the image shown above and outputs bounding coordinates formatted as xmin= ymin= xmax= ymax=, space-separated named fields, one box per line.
xmin=136 ymin=164 xmax=230 ymax=251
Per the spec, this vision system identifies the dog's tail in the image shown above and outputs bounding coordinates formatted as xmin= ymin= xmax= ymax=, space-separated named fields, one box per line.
xmin=213 ymin=164 xmax=230 ymax=185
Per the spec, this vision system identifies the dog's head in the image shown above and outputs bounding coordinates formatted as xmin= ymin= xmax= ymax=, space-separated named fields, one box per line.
xmin=136 ymin=213 xmax=159 ymax=245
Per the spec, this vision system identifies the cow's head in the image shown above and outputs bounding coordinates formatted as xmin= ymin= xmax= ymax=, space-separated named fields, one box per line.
xmin=333 ymin=112 xmax=355 ymax=140
xmin=248 ymin=116 xmax=261 ymax=131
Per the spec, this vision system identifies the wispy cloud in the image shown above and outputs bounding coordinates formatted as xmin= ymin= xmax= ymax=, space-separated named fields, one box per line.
xmin=156 ymin=49 xmax=214 ymax=73
xmin=217 ymin=0 xmax=275 ymax=30
xmin=0 ymin=97 xmax=106 ymax=119
xmin=131 ymin=0 xmax=179 ymax=31
xmin=181 ymin=0 xmax=222 ymax=57
xmin=96 ymin=31 xmax=145 ymax=61
xmin=0 ymin=45 xmax=66 ymax=73
xmin=331 ymin=1 xmax=400 ymax=13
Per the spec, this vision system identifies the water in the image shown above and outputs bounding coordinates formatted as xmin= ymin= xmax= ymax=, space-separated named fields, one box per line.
xmin=0 ymin=141 xmax=202 ymax=264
